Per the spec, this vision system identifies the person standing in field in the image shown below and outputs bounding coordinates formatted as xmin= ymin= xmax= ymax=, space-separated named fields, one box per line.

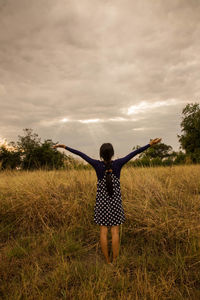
xmin=53 ymin=138 xmax=161 ymax=264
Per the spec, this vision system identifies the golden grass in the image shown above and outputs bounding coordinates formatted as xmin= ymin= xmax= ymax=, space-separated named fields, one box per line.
xmin=0 ymin=165 xmax=200 ymax=299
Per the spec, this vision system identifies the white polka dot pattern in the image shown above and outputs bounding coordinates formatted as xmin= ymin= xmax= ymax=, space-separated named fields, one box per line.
xmin=94 ymin=172 xmax=126 ymax=226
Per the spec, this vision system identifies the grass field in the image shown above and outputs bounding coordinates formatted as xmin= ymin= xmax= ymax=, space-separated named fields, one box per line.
xmin=0 ymin=165 xmax=200 ymax=299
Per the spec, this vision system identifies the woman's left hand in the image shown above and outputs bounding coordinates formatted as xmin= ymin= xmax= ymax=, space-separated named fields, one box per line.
xmin=149 ymin=138 xmax=162 ymax=146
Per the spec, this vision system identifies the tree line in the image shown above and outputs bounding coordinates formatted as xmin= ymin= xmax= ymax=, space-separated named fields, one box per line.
xmin=130 ymin=102 xmax=200 ymax=167
xmin=0 ymin=103 xmax=200 ymax=170
xmin=0 ymin=129 xmax=87 ymax=170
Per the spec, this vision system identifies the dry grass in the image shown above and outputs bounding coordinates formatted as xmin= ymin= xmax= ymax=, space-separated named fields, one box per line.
xmin=0 ymin=165 xmax=200 ymax=299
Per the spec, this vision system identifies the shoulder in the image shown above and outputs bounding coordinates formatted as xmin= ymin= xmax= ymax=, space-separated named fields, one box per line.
xmin=95 ymin=160 xmax=105 ymax=167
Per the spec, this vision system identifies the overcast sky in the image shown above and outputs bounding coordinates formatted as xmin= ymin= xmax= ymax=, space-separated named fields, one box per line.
xmin=0 ymin=0 xmax=199 ymax=158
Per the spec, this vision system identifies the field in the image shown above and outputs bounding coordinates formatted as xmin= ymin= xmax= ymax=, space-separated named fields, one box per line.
xmin=0 ymin=165 xmax=200 ymax=299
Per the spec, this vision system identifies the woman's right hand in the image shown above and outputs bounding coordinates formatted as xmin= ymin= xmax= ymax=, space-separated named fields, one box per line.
xmin=149 ymin=138 xmax=162 ymax=146
xmin=53 ymin=144 xmax=66 ymax=149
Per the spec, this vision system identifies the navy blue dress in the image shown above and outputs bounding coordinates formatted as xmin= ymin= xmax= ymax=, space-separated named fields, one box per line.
xmin=65 ymin=144 xmax=150 ymax=226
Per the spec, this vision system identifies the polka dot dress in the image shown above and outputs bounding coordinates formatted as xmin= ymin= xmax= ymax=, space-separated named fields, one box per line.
xmin=94 ymin=172 xmax=126 ymax=226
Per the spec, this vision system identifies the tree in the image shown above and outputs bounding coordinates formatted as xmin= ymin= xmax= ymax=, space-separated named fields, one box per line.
xmin=3 ymin=128 xmax=67 ymax=170
xmin=31 ymin=139 xmax=66 ymax=170
xmin=16 ymin=128 xmax=41 ymax=152
xmin=0 ymin=146 xmax=21 ymax=170
xmin=178 ymin=103 xmax=200 ymax=163
xmin=12 ymin=128 xmax=42 ymax=169
xmin=173 ymin=151 xmax=186 ymax=165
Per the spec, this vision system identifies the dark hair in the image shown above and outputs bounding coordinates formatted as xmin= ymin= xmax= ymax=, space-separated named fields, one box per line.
xmin=100 ymin=143 xmax=114 ymax=197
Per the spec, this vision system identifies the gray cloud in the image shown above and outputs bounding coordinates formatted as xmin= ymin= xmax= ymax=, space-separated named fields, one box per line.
xmin=0 ymin=0 xmax=200 ymax=157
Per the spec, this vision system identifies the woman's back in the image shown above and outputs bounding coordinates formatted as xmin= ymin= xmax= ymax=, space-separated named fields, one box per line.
xmin=95 ymin=159 xmax=125 ymax=226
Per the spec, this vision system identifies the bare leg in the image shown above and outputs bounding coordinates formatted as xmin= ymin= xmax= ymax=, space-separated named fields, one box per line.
xmin=100 ymin=225 xmax=110 ymax=264
xmin=111 ymin=225 xmax=119 ymax=262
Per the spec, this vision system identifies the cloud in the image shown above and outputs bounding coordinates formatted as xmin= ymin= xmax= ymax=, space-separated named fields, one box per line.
xmin=0 ymin=0 xmax=199 ymax=156
xmin=123 ymin=99 xmax=186 ymax=116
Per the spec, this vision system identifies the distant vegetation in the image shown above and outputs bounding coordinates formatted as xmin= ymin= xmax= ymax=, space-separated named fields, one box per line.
xmin=0 ymin=128 xmax=90 ymax=171
xmin=0 ymin=102 xmax=200 ymax=170
xmin=1 ymin=166 xmax=200 ymax=298
xmin=130 ymin=102 xmax=200 ymax=167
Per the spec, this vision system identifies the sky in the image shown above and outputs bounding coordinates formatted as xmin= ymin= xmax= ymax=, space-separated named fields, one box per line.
xmin=0 ymin=0 xmax=200 ymax=159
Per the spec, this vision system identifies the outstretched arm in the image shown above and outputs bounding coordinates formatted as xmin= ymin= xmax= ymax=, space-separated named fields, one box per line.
xmin=116 ymin=138 xmax=161 ymax=168
xmin=116 ymin=144 xmax=150 ymax=168
xmin=53 ymin=144 xmax=98 ymax=168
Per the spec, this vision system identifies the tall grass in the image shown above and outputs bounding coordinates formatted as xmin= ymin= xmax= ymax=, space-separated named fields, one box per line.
xmin=0 ymin=165 xmax=200 ymax=299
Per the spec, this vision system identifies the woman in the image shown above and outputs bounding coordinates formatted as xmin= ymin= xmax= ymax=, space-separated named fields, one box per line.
xmin=53 ymin=137 xmax=161 ymax=264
